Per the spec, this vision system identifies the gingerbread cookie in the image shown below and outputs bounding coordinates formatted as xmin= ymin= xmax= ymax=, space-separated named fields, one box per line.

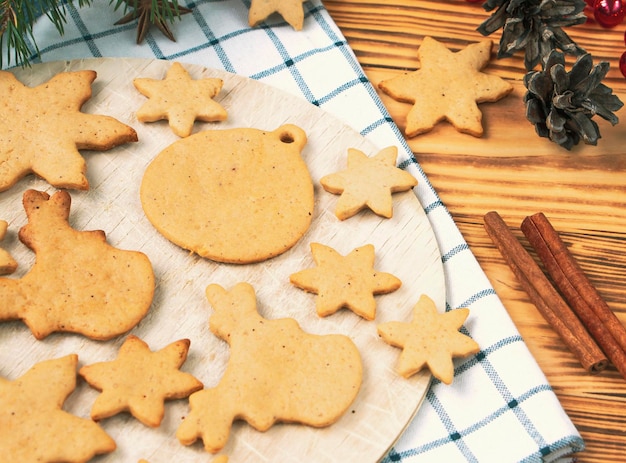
xmin=133 ymin=62 xmax=227 ymax=137
xmin=320 ymin=146 xmax=417 ymax=220
xmin=80 ymin=335 xmax=203 ymax=427
xmin=0 ymin=189 xmax=155 ymax=340
xmin=290 ymin=243 xmax=401 ymax=320
xmin=0 ymin=220 xmax=17 ymax=275
xmin=377 ymin=294 xmax=480 ymax=384
xmin=0 ymin=354 xmax=116 ymax=462
xmin=249 ymin=0 xmax=307 ymax=30
xmin=140 ymin=124 xmax=314 ymax=264
xmin=0 ymin=69 xmax=137 ymax=192
xmin=378 ymin=37 xmax=513 ymax=137
xmin=177 ymin=282 xmax=363 ymax=453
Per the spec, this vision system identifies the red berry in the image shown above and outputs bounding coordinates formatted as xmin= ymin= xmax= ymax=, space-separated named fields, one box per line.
xmin=620 ymin=50 xmax=626 ymax=77
xmin=593 ymin=0 xmax=626 ymax=27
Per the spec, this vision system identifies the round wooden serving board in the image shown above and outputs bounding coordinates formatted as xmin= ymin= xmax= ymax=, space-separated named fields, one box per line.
xmin=0 ymin=58 xmax=444 ymax=462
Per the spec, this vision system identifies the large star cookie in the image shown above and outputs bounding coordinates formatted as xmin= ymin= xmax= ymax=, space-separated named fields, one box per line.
xmin=0 ymin=220 xmax=17 ymax=275
xmin=177 ymin=282 xmax=362 ymax=453
xmin=0 ymin=69 xmax=137 ymax=192
xmin=0 ymin=189 xmax=154 ymax=340
xmin=80 ymin=335 xmax=203 ymax=427
xmin=290 ymin=243 xmax=401 ymax=320
xmin=320 ymin=146 xmax=417 ymax=220
xmin=133 ymin=62 xmax=227 ymax=137
xmin=377 ymin=294 xmax=480 ymax=384
xmin=0 ymin=355 xmax=116 ymax=462
xmin=249 ymin=0 xmax=307 ymax=30
xmin=378 ymin=37 xmax=513 ymax=137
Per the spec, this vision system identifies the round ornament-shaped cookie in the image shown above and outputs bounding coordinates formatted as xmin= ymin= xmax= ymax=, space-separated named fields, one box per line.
xmin=140 ymin=124 xmax=314 ymax=264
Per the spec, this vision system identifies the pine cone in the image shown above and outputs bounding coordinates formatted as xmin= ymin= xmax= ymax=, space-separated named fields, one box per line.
xmin=477 ymin=0 xmax=587 ymax=70
xmin=524 ymin=50 xmax=624 ymax=150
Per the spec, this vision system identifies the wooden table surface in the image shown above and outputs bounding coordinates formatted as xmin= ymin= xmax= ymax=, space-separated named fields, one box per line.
xmin=324 ymin=1 xmax=626 ymax=462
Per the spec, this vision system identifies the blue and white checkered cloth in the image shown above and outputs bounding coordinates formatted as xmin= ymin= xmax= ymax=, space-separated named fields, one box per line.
xmin=10 ymin=1 xmax=584 ymax=461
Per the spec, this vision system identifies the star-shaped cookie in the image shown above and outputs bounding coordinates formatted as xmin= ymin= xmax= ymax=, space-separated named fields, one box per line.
xmin=290 ymin=242 xmax=401 ymax=320
xmin=0 ymin=69 xmax=138 ymax=192
xmin=0 ymin=355 xmax=116 ymax=462
xmin=79 ymin=335 xmax=203 ymax=427
xmin=133 ymin=62 xmax=227 ymax=137
xmin=249 ymin=0 xmax=307 ymax=30
xmin=377 ymin=294 xmax=480 ymax=384
xmin=320 ymin=146 xmax=417 ymax=220
xmin=0 ymin=220 xmax=17 ymax=275
xmin=378 ymin=37 xmax=513 ymax=137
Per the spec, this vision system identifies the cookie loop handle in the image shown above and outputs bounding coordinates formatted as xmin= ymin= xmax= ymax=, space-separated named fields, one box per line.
xmin=273 ymin=124 xmax=307 ymax=150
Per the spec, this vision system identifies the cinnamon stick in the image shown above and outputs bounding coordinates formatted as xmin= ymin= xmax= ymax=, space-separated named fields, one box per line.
xmin=484 ymin=211 xmax=608 ymax=373
xmin=521 ymin=212 xmax=626 ymax=379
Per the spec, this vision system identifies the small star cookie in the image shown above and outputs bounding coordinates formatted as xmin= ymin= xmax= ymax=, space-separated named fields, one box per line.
xmin=378 ymin=37 xmax=513 ymax=137
xmin=249 ymin=0 xmax=307 ymax=30
xmin=0 ymin=355 xmax=116 ymax=462
xmin=377 ymin=294 xmax=480 ymax=384
xmin=0 ymin=69 xmax=138 ymax=192
xmin=290 ymin=243 xmax=401 ymax=320
xmin=80 ymin=335 xmax=203 ymax=427
xmin=133 ymin=62 xmax=227 ymax=137
xmin=0 ymin=220 xmax=17 ymax=275
xmin=320 ymin=146 xmax=417 ymax=220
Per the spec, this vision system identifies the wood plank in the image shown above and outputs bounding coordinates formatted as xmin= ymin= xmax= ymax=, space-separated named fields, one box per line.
xmin=325 ymin=1 xmax=626 ymax=461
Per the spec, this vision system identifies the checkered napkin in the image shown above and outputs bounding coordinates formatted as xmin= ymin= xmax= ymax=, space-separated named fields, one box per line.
xmin=15 ymin=1 xmax=584 ymax=461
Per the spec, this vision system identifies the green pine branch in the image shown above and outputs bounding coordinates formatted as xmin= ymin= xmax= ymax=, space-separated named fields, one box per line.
xmin=0 ymin=0 xmax=181 ymax=69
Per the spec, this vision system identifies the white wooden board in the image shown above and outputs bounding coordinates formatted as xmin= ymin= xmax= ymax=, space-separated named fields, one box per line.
xmin=0 ymin=58 xmax=444 ymax=462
